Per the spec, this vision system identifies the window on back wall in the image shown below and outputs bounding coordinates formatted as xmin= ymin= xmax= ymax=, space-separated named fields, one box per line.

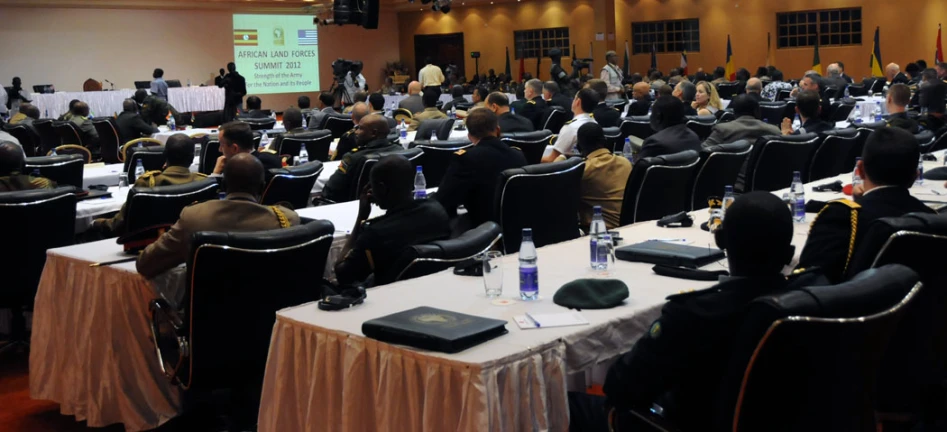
xmin=777 ymin=8 xmax=862 ymax=48
xmin=631 ymin=19 xmax=700 ymax=54
xmin=514 ymin=27 xmax=570 ymax=60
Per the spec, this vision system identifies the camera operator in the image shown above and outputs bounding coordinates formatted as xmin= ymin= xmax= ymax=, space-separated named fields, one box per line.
xmin=343 ymin=61 xmax=367 ymax=105
xmin=549 ymin=49 xmax=573 ymax=97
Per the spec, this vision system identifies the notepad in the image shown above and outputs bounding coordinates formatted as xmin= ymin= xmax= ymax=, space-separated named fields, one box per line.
xmin=513 ymin=311 xmax=589 ymax=330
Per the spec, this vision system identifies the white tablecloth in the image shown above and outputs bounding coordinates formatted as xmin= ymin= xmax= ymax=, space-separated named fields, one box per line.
xmin=384 ymin=93 xmax=517 ymax=109
xmin=152 ymin=128 xmax=219 ymax=144
xmin=167 ymin=86 xmax=225 ymax=113
xmin=75 ymin=186 xmax=129 ymax=232
xmin=31 ymin=87 xmax=225 ymax=119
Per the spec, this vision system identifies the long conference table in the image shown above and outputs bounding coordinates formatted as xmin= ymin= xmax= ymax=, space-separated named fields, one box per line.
xmin=30 ymin=86 xmax=225 ymax=119
xmin=30 ymin=149 xmax=947 ymax=431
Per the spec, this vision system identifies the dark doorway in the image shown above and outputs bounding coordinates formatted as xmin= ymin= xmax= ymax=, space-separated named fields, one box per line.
xmin=414 ymin=33 xmax=465 ymax=81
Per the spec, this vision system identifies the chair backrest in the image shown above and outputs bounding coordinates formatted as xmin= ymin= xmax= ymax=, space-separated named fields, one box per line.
xmin=685 ymin=115 xmax=716 ymax=141
xmin=52 ymin=121 xmax=83 ymax=146
xmin=915 ymin=129 xmax=936 ymax=153
xmin=411 ymin=139 xmax=474 ymax=186
xmin=690 ymin=140 xmax=752 ymax=211
xmin=717 ymin=110 xmax=736 ymax=123
xmin=277 ymin=130 xmax=332 ymax=161
xmin=602 ymin=126 xmax=622 ymax=153
xmin=51 ymin=145 xmax=91 ymax=164
xmin=845 ymin=122 xmax=886 ymax=172
xmin=620 ymin=150 xmax=700 ymax=225
xmin=0 ymin=186 xmax=76 ymax=301
xmin=759 ymin=102 xmax=788 ymax=126
xmin=541 ymin=107 xmax=569 ymax=133
xmin=180 ymin=221 xmax=335 ymax=392
xmin=808 ymin=128 xmax=859 ymax=182
xmin=124 ymin=179 xmax=219 ymax=235
xmin=238 ymin=118 xmax=276 ymax=131
xmin=83 ymin=78 xmax=102 ymax=92
xmin=618 ymin=116 xmax=654 ymax=142
xmin=199 ymin=140 xmax=221 ymax=175
xmin=775 ymin=89 xmax=792 ymax=102
xmin=124 ymin=147 xmax=168 ymax=184
xmin=822 ymin=85 xmax=841 ymax=101
xmin=930 ymin=126 xmax=947 ymax=153
xmin=23 ymin=154 xmax=84 ymax=189
xmin=192 ymin=111 xmax=223 ymax=129
xmin=868 ymin=77 xmax=886 ymax=94
xmin=415 ymin=118 xmax=456 ymax=141
xmin=847 ymin=84 xmax=868 ymax=97
xmin=322 ymin=114 xmax=355 ymax=139
xmin=828 ymin=100 xmax=857 ymax=122
xmin=720 ymin=264 xmax=920 ymax=432
xmin=92 ymin=117 xmax=122 ymax=164
xmin=261 ymin=161 xmax=324 ymax=209
xmin=500 ymin=130 xmax=553 ymax=165
xmin=120 ymin=138 xmax=163 ymax=163
xmin=716 ymin=81 xmax=742 ymax=99
xmin=744 ymin=133 xmax=821 ymax=191
xmin=33 ymin=119 xmax=61 ymax=154
xmin=353 ymin=147 xmax=424 ymax=202
xmin=392 ymin=221 xmax=503 ymax=282
xmin=495 ymin=158 xmax=585 ymax=253
xmin=2 ymin=123 xmax=40 ymax=157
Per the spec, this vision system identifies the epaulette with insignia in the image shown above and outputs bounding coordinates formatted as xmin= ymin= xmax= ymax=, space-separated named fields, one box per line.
xmin=261 ymin=149 xmax=278 ymax=154
xmin=455 ymin=149 xmax=467 ymax=156
xmin=813 ymin=199 xmax=861 ymax=274
xmin=527 ymin=100 xmax=536 ymax=104
xmin=351 ymin=148 xmax=359 ymax=153
xmin=564 ymin=119 xmax=576 ymax=125
xmin=195 ymin=172 xmax=208 ymax=178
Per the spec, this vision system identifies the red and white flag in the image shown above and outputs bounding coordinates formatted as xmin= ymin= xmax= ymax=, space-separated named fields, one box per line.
xmin=680 ymin=51 xmax=688 ymax=75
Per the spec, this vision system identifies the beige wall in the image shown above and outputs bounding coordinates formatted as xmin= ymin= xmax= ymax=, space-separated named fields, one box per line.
xmin=0 ymin=6 xmax=400 ymax=111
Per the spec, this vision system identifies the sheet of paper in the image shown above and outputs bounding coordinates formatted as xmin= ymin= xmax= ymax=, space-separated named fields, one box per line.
xmin=513 ymin=311 xmax=589 ymax=330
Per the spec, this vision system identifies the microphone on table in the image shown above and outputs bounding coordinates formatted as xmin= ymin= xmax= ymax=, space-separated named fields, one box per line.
xmin=104 ymin=79 xmax=115 ymax=90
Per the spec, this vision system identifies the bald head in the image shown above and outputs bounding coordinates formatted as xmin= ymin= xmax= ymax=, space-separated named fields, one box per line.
xmin=827 ymin=63 xmax=840 ymax=77
xmin=351 ymin=102 xmax=371 ymax=123
xmin=0 ymin=142 xmax=25 ymax=176
xmin=886 ymin=63 xmax=901 ymax=80
xmin=632 ymin=82 xmax=651 ymax=100
xmin=357 ymin=114 xmax=390 ymax=144
xmin=407 ymin=81 xmax=422 ymax=95
xmin=223 ymin=152 xmax=265 ymax=196
xmin=746 ymin=78 xmax=763 ymax=94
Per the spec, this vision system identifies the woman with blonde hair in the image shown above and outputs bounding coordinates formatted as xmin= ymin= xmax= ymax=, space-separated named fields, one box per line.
xmin=693 ymin=81 xmax=723 ymax=116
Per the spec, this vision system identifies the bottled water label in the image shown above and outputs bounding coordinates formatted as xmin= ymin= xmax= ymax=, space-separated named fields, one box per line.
xmin=794 ymin=196 xmax=806 ymax=222
xmin=519 ymin=266 xmax=539 ymax=298
xmin=414 ymin=189 xmax=427 ymax=200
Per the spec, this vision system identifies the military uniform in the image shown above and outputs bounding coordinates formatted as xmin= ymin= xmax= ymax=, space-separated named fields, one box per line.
xmin=136 ymin=192 xmax=299 ymax=278
xmin=518 ymin=96 xmax=548 ymax=131
xmin=884 ymin=112 xmax=920 ymax=134
xmin=579 ymin=148 xmax=632 ymax=230
xmin=333 ymin=129 xmax=358 ymax=161
xmin=797 ymin=188 xmax=934 ymax=283
xmin=96 ymin=166 xmax=208 ymax=236
xmin=552 ymin=113 xmax=596 ymax=156
xmin=548 ymin=93 xmax=574 ymax=113
xmin=322 ymin=137 xmax=402 ymax=203
xmin=70 ymin=115 xmax=100 ymax=149
xmin=497 ymin=111 xmax=534 ymax=134
xmin=0 ymin=171 xmax=56 ymax=192
xmin=408 ymin=107 xmax=448 ymax=132
xmin=592 ymin=102 xmax=622 ymax=128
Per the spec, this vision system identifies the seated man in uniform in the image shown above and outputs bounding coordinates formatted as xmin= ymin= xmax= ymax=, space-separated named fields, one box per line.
xmin=542 ymin=88 xmax=598 ymax=163
xmin=568 ymin=191 xmax=794 ymax=432
xmin=436 ymin=108 xmax=527 ymax=228
xmin=116 ymin=99 xmax=159 ymax=144
xmin=0 ymin=141 xmax=56 ymax=191
xmin=486 ymin=92 xmax=534 ymax=134
xmin=519 ymin=79 xmax=548 ymax=130
xmin=335 ymin=155 xmax=451 ymax=286
xmin=92 ymin=134 xmax=207 ymax=236
xmin=884 ymin=83 xmax=919 ymax=133
xmin=267 ymin=107 xmax=308 ymax=154
xmin=69 ymin=101 xmax=100 ymax=150
xmin=368 ymin=93 xmax=397 ymax=129
xmin=57 ymin=99 xmax=81 ymax=122
xmin=576 ymin=123 xmax=632 ymax=231
xmin=137 ymin=153 xmax=300 ymax=279
xmin=213 ymin=121 xmax=282 ymax=175
xmin=407 ymin=90 xmax=448 ymax=132
xmin=587 ymin=79 xmax=622 ymax=128
xmin=322 ymin=114 xmax=401 ymax=202
xmin=333 ymin=102 xmax=371 ymax=160
xmin=797 ymin=127 xmax=934 ymax=283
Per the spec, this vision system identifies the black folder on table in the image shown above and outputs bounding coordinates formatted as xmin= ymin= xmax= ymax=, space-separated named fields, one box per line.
xmin=362 ymin=306 xmax=509 ymax=354
xmin=615 ymin=240 xmax=726 ymax=268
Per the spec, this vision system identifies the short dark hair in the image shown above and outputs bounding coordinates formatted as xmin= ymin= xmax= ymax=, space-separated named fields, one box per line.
xmin=283 ymin=107 xmax=303 ymax=129
xmin=713 ymin=66 xmax=726 ymax=79
xmin=466 ymin=108 xmax=499 ymax=139
xmin=319 ymin=92 xmax=335 ymax=107
xmin=368 ymin=93 xmax=385 ymax=110
xmin=68 ymin=99 xmax=81 ymax=111
xmin=756 ymin=66 xmax=769 ymax=78
xmin=354 ymin=91 xmax=368 ymax=103
xmin=650 ymin=96 xmax=687 ymax=130
xmin=219 ymin=68 xmax=225 ymax=75
xmin=576 ymin=122 xmax=606 ymax=155
xmin=905 ymin=63 xmax=921 ymax=77
xmin=721 ymin=191 xmax=793 ymax=277
xmin=888 ymin=84 xmax=911 ymax=107
xmin=474 ymin=86 xmax=490 ymax=101
xmin=649 ymin=71 xmax=663 ymax=81
xmin=21 ymin=104 xmax=40 ymax=119
xmin=133 ymin=90 xmax=147 ymax=104
xmin=771 ymin=69 xmax=785 ymax=82
xmin=220 ymin=121 xmax=255 ymax=150
xmin=122 ymin=99 xmax=138 ymax=113
xmin=246 ymin=96 xmax=262 ymax=110
xmin=575 ymin=88 xmax=598 ymax=113
xmin=735 ymin=68 xmax=751 ymax=82
xmin=677 ymin=81 xmax=697 ymax=103
xmin=543 ymin=81 xmax=560 ymax=94
xmin=0 ymin=141 xmax=25 ymax=176
xmin=422 ymin=90 xmax=439 ymax=108
xmin=862 ymin=128 xmax=920 ymax=188
xmin=297 ymin=95 xmax=311 ymax=109
xmin=451 ymin=85 xmax=464 ymax=98
xmin=485 ymin=92 xmax=510 ymax=107
xmin=223 ymin=153 xmax=265 ymax=195
xmin=657 ymin=84 xmax=674 ymax=98
xmin=917 ymin=60 xmax=928 ymax=70
xmin=729 ymin=94 xmax=760 ymax=118
xmin=795 ymin=90 xmax=821 ymax=119
xmin=837 ymin=61 xmax=846 ymax=70
xmin=922 ymin=68 xmax=939 ymax=82
xmin=371 ymin=154 xmax=414 ymax=199
xmin=587 ymin=79 xmax=608 ymax=102
xmin=227 ymin=62 xmax=236 ymax=72
xmin=165 ymin=134 xmax=196 ymax=166
xmin=153 ymin=68 xmax=164 ymax=79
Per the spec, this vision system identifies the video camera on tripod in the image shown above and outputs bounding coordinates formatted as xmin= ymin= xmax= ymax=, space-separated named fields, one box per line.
xmin=331 ymin=58 xmax=363 ymax=81
xmin=570 ymin=58 xmax=594 ymax=76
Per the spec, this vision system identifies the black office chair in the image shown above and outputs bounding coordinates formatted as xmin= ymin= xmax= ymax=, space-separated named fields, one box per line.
xmin=619 ymin=150 xmax=700 ymax=225
xmin=199 ymin=140 xmax=221 ymax=175
xmin=391 ymin=222 xmax=503 ymax=282
xmin=123 ymin=146 xmax=167 ymax=184
xmin=92 ymin=117 xmax=122 ymax=164
xmin=322 ymin=114 xmax=355 ymax=139
xmin=23 ymin=154 xmax=84 ymax=189
xmin=500 ymin=130 xmax=553 ymax=165
xmin=239 ymin=118 xmax=276 ymax=131
xmin=619 ymin=116 xmax=654 ymax=143
xmin=149 ymin=221 xmax=334 ymax=429
xmin=192 ymin=111 xmax=223 ymax=129
xmin=415 ymin=118 xmax=456 ymax=141
xmin=122 ymin=179 xmax=220 ymax=245
xmin=495 ymin=158 xmax=585 ymax=253
xmin=716 ymin=110 xmax=736 ymax=123
xmin=685 ymin=115 xmax=716 ymax=141
xmin=261 ymin=161 xmax=324 ymax=210
xmin=541 ymin=107 xmax=570 ymax=133
xmin=868 ymin=78 xmax=886 ymax=94
xmin=823 ymin=85 xmax=842 ymax=101
xmin=759 ymin=102 xmax=789 ymax=126
xmin=827 ymin=100 xmax=857 ymax=123
xmin=393 ymin=108 xmax=414 ymax=124
xmin=915 ymin=129 xmax=936 ymax=153
xmin=715 ymin=81 xmax=742 ymax=100
xmin=845 ymin=122 xmax=886 ymax=173
xmin=120 ymin=138 xmax=162 ymax=163
xmin=929 ymin=126 xmax=947 ymax=153
xmin=847 ymin=84 xmax=868 ymax=97
xmin=775 ymin=89 xmax=793 ymax=102
xmin=690 ymin=140 xmax=752 ymax=211
xmin=0 ymin=186 xmax=76 ymax=355
xmin=744 ymin=133 xmax=821 ymax=191
xmin=411 ymin=139 xmax=474 ymax=187
xmin=807 ymin=128 xmax=859 ymax=182
xmin=52 ymin=120 xmax=84 ymax=146
xmin=276 ymin=130 xmax=333 ymax=161
xmin=33 ymin=119 xmax=61 ymax=155
xmin=350 ymin=148 xmax=424 ymax=203
xmin=602 ymin=126 xmax=623 ymax=153
xmin=2 ymin=124 xmax=41 ymax=157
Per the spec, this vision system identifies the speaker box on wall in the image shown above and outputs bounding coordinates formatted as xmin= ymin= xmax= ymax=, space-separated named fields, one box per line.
xmin=362 ymin=0 xmax=379 ymax=29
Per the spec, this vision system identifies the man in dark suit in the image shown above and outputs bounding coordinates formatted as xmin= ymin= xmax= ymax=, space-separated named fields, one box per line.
xmin=587 ymin=79 xmax=621 ymax=127
xmin=322 ymin=115 xmax=401 ymax=202
xmin=672 ymin=81 xmax=699 ymax=116
xmin=568 ymin=191 xmax=795 ymax=432
xmin=435 ymin=108 xmax=527 ymax=228
xmin=637 ymin=96 xmax=701 ymax=161
xmin=837 ymin=61 xmax=854 ymax=84
xmin=798 ymin=128 xmax=934 ymax=283
xmin=822 ymin=64 xmax=849 ymax=95
xmin=542 ymin=81 xmax=573 ymax=112
xmin=214 ymin=68 xmax=226 ymax=87
xmin=486 ymin=92 xmax=533 ymax=133
xmin=442 ymin=85 xmax=468 ymax=113
xmin=919 ymin=68 xmax=947 ymax=131
xmin=781 ymin=90 xmax=833 ymax=135
xmin=884 ymin=84 xmax=919 ymax=133
xmin=116 ymin=99 xmax=159 ymax=143
xmin=220 ymin=62 xmax=247 ymax=122
xmin=703 ymin=95 xmax=780 ymax=147
xmin=518 ymin=79 xmax=548 ymax=130
xmin=626 ymin=82 xmax=652 ymax=116
xmin=298 ymin=95 xmax=313 ymax=117
xmin=790 ymin=74 xmax=833 ymax=122
xmin=212 ymin=121 xmax=281 ymax=175
xmin=135 ymin=89 xmax=178 ymax=127
xmin=368 ymin=93 xmax=397 ymax=129
xmin=398 ymin=81 xmax=425 ymax=114
xmin=308 ymin=93 xmax=338 ymax=129
xmin=886 ymin=63 xmax=910 ymax=86
xmin=332 ymin=102 xmax=371 ymax=160
xmin=241 ymin=96 xmax=267 ymax=119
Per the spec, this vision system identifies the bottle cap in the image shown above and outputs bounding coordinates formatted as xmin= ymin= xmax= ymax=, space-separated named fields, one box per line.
xmin=416 ymin=165 xmax=423 ymax=172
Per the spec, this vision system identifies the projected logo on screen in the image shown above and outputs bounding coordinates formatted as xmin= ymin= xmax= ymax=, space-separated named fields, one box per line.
xmin=297 ymin=30 xmax=319 ymax=46
xmin=234 ymin=29 xmax=258 ymax=46
xmin=232 ymin=14 xmax=321 ymax=94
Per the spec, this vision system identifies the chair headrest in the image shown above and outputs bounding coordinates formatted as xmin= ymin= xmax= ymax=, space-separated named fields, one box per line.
xmin=640 ymin=149 xmax=699 ymax=167
xmin=622 ymin=115 xmax=651 ymax=123
xmin=602 ymin=126 xmax=621 ymax=137
xmin=24 ymin=154 xmax=85 ymax=166
xmin=412 ymin=139 xmax=473 ymax=149
xmin=873 ymin=212 xmax=947 ymax=236
xmin=701 ymin=139 xmax=751 ymax=154
xmin=282 ymin=130 xmax=332 ymax=141
xmin=501 ymin=130 xmax=553 ymax=141
xmin=129 ymin=178 xmax=218 ymax=199
xmin=412 ymin=221 xmax=502 ymax=260
xmin=325 ymin=113 xmax=352 ymax=121
xmin=915 ymin=130 xmax=935 ymax=143
xmin=268 ymin=160 xmax=323 ymax=177
xmin=0 ymin=185 xmax=77 ymax=204
xmin=503 ymin=157 xmax=584 ymax=179
xmin=686 ymin=115 xmax=717 ymax=124
xmin=375 ymin=146 xmax=423 ymax=161
xmin=821 ymin=128 xmax=858 ymax=138
xmin=193 ymin=219 xmax=334 ymax=252
xmin=759 ymin=101 xmax=788 ymax=108
xmin=756 ymin=132 xmax=820 ymax=145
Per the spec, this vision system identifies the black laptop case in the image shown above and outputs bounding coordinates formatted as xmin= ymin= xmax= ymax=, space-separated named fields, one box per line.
xmin=362 ymin=306 xmax=509 ymax=354
xmin=615 ymin=240 xmax=726 ymax=268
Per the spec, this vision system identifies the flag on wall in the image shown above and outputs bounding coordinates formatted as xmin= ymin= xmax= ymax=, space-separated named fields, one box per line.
xmin=937 ymin=24 xmax=944 ymax=64
xmin=650 ymin=42 xmax=657 ymax=70
xmin=725 ymin=35 xmax=735 ymax=81
xmin=589 ymin=42 xmax=594 ymax=73
xmin=536 ymin=53 xmax=541 ymax=80
xmin=870 ymin=27 xmax=884 ymax=77
xmin=623 ymin=40 xmax=630 ymax=76
xmin=519 ymin=54 xmax=526 ymax=81
xmin=505 ymin=47 xmax=511 ymax=78
xmin=680 ymin=51 xmax=688 ymax=75
xmin=766 ymin=32 xmax=773 ymax=67
xmin=812 ymin=36 xmax=822 ymax=75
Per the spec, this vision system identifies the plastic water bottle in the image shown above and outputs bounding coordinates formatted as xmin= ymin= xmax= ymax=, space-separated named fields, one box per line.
xmin=399 ymin=120 xmax=408 ymax=146
xmin=792 ymin=113 xmax=801 ymax=131
xmin=511 ymin=107 xmax=516 ymax=115
xmin=852 ymin=157 xmax=863 ymax=188
xmin=137 ymin=140 xmax=143 ymax=148
xmin=134 ymin=159 xmax=145 ymax=180
xmin=298 ymin=143 xmax=309 ymax=165
xmin=260 ymin=132 xmax=270 ymax=149
xmin=44 ymin=109 xmax=49 ymax=118
xmin=271 ymin=111 xmax=277 ymax=121
xmin=429 ymin=130 xmax=438 ymax=142
xmin=622 ymin=137 xmax=634 ymax=160
xmin=916 ymin=154 xmax=925 ymax=186
xmin=450 ymin=106 xmax=456 ymax=120
xmin=721 ymin=185 xmax=735 ymax=221
xmin=589 ymin=206 xmax=609 ymax=270
xmin=187 ymin=78 xmax=191 ymax=87
xmin=873 ymin=102 xmax=883 ymax=122
xmin=844 ymin=86 xmax=850 ymax=99
xmin=791 ymin=171 xmax=806 ymax=223
xmin=167 ymin=114 xmax=176 ymax=131
xmin=50 ymin=147 xmax=57 ymax=156
xmin=518 ymin=228 xmax=539 ymax=301
xmin=385 ymin=102 xmax=393 ymax=118
xmin=413 ymin=166 xmax=427 ymax=199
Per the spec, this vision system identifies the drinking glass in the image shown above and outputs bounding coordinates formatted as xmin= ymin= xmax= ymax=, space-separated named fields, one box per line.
xmin=482 ymin=251 xmax=503 ymax=298
xmin=118 ymin=173 xmax=129 ymax=191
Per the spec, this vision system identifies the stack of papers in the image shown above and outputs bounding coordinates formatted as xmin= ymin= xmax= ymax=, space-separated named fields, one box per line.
xmin=513 ymin=311 xmax=589 ymax=330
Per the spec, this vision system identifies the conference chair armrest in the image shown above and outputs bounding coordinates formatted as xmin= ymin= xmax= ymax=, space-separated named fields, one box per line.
xmin=615 ymin=407 xmax=681 ymax=432
xmin=311 ymin=196 xmax=338 ymax=206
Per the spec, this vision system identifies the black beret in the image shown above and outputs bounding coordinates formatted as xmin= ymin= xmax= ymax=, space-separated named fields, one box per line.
xmin=553 ymin=279 xmax=629 ymax=309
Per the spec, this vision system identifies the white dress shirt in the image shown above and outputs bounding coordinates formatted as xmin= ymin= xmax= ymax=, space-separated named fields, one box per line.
xmin=553 ymin=113 xmax=596 ymax=155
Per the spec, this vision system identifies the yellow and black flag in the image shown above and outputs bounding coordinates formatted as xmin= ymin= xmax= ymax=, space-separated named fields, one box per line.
xmin=234 ymin=29 xmax=258 ymax=46
xmin=812 ymin=35 xmax=822 ymax=75
xmin=870 ymin=27 xmax=883 ymax=77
